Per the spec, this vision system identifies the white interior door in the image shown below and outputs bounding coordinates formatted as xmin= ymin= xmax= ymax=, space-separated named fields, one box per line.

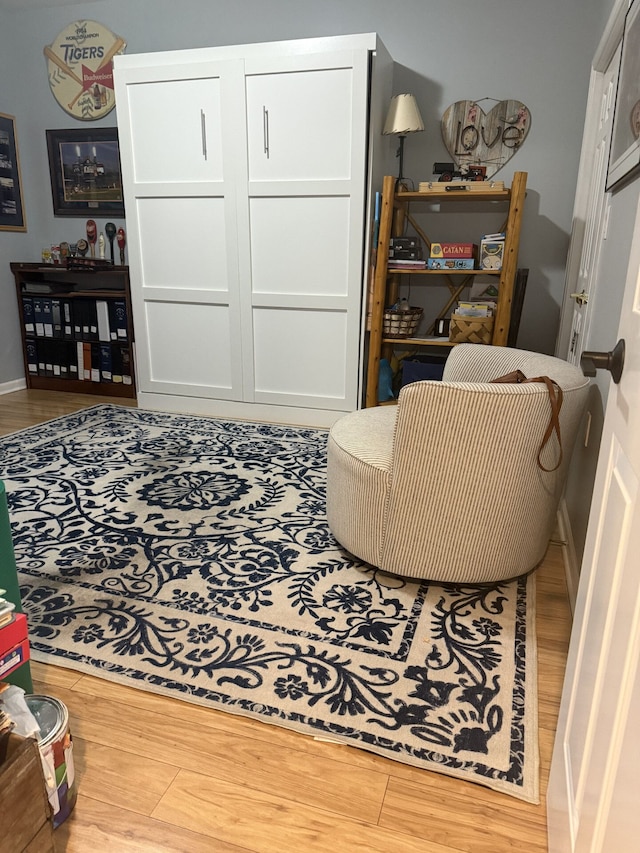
xmin=115 ymin=59 xmax=246 ymax=401
xmin=566 ymin=48 xmax=620 ymax=366
xmin=547 ymin=184 xmax=640 ymax=851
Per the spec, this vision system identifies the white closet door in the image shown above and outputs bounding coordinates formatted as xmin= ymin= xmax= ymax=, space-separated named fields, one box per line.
xmin=115 ymin=59 xmax=246 ymax=401
xmin=241 ymin=51 xmax=369 ymax=411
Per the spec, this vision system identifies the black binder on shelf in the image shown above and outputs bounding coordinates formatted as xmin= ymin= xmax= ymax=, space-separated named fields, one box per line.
xmin=111 ymin=345 xmax=123 ymax=383
xmin=25 ymin=341 xmax=38 ymax=375
xmin=121 ymin=346 xmax=132 ymax=386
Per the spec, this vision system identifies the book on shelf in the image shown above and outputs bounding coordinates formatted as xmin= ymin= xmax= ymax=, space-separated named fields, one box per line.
xmin=387 ymin=259 xmax=427 ymax=269
xmin=455 ymin=301 xmax=496 ymax=317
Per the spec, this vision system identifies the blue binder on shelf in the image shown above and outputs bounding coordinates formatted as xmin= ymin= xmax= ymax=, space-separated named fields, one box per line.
xmin=99 ymin=343 xmax=112 ymax=382
xmin=21 ymin=296 xmax=35 ymax=336
xmin=111 ymin=300 xmax=128 ymax=341
xmin=32 ymin=297 xmax=45 ymax=337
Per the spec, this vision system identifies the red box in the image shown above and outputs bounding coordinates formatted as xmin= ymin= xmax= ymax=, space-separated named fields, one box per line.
xmin=430 ymin=242 xmax=478 ymax=259
xmin=0 ymin=639 xmax=30 ymax=679
xmin=0 ymin=612 xmax=28 ymax=656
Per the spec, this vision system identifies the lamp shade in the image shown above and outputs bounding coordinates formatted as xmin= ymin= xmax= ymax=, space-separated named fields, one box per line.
xmin=383 ymin=94 xmax=425 ymax=135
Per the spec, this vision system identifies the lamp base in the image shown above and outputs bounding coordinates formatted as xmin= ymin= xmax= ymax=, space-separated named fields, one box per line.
xmin=396 ymin=135 xmax=407 ymax=181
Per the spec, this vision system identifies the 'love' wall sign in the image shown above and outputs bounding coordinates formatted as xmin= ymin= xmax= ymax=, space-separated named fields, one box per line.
xmin=441 ymin=100 xmax=531 ymax=178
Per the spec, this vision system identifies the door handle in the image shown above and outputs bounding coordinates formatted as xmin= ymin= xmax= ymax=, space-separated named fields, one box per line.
xmin=570 ymin=290 xmax=589 ymax=305
xmin=580 ymin=339 xmax=625 ymax=383
xmin=263 ymin=106 xmax=270 ymax=159
xmin=200 ymin=110 xmax=207 ymax=160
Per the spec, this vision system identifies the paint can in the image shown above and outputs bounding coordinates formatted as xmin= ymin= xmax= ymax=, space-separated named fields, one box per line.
xmin=25 ymin=694 xmax=77 ymax=828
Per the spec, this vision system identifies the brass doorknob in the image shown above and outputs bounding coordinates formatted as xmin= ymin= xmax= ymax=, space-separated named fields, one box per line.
xmin=570 ymin=290 xmax=589 ymax=305
xmin=580 ymin=339 xmax=625 ymax=384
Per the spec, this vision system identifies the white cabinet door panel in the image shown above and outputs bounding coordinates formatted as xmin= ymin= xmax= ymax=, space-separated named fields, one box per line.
xmin=246 ymin=68 xmax=352 ymax=182
xmin=126 ymin=73 xmax=224 ymax=184
xmin=239 ymin=50 xmax=369 ymax=412
xmin=115 ymin=58 xmax=246 ymax=402
xmin=245 ymin=51 xmax=367 ymax=184
xmin=252 ymin=307 xmax=348 ymax=407
xmin=143 ymin=301 xmax=237 ymax=397
xmin=137 ymin=197 xmax=229 ymax=292
xmin=249 ymin=196 xmax=350 ymax=296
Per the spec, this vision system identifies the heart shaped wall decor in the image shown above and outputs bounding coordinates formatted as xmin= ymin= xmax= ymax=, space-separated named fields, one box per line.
xmin=441 ymin=100 xmax=530 ymax=179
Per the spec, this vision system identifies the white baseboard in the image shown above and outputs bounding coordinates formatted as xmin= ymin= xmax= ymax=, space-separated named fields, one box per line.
xmin=0 ymin=378 xmax=27 ymax=395
xmin=556 ymin=498 xmax=580 ymax=616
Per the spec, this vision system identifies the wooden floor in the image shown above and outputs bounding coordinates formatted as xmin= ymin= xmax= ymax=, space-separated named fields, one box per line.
xmin=0 ymin=390 xmax=573 ymax=853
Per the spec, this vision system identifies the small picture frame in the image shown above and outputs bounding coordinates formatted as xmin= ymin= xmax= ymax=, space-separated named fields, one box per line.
xmin=607 ymin=0 xmax=640 ymax=190
xmin=0 ymin=113 xmax=26 ymax=232
xmin=46 ymin=127 xmax=125 ymax=217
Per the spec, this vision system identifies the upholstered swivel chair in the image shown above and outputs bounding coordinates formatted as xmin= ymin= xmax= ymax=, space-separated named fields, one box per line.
xmin=327 ymin=344 xmax=589 ymax=583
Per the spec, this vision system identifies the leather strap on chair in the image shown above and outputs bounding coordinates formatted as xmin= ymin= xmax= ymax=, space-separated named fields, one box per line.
xmin=491 ymin=369 xmax=564 ymax=472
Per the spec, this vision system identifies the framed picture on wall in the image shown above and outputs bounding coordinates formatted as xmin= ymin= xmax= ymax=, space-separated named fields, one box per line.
xmin=607 ymin=0 xmax=640 ymax=190
xmin=46 ymin=127 xmax=125 ymax=216
xmin=0 ymin=113 xmax=26 ymax=232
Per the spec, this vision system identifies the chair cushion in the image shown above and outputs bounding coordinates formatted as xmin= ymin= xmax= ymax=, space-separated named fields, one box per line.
xmin=326 ymin=406 xmax=396 ymax=567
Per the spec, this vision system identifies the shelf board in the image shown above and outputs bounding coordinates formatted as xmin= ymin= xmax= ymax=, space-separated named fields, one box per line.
xmin=395 ymin=189 xmax=511 ymax=203
xmin=27 ymin=376 xmax=136 ymax=398
xmin=387 ymin=269 xmax=501 ymax=276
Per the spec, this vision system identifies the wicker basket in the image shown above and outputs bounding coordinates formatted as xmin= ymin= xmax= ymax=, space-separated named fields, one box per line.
xmin=449 ymin=313 xmax=495 ymax=345
xmin=383 ymin=306 xmax=423 ymax=338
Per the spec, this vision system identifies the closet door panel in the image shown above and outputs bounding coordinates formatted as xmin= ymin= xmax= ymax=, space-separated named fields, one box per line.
xmin=249 ymin=196 xmax=349 ymax=296
xmin=252 ymin=308 xmax=347 ymax=406
xmin=240 ymin=50 xmax=370 ymax=412
xmin=137 ymin=197 xmax=228 ymax=291
xmin=143 ymin=301 xmax=234 ymax=395
xmin=115 ymin=57 xmax=246 ymax=402
xmin=246 ymin=53 xmax=354 ymax=181
xmin=126 ymin=74 xmax=224 ymax=184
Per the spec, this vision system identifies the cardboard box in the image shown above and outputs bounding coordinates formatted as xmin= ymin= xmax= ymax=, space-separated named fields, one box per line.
xmin=0 ymin=733 xmax=54 ymax=853
xmin=430 ymin=242 xmax=477 ymax=259
xmin=480 ymin=239 xmax=505 ymax=270
xmin=427 ymin=258 xmax=475 ymax=270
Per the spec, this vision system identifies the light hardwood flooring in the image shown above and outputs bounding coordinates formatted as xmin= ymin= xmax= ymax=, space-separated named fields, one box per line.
xmin=0 ymin=389 xmax=573 ymax=853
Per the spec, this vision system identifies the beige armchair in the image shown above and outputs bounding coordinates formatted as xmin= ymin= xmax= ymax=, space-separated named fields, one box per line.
xmin=327 ymin=344 xmax=589 ymax=583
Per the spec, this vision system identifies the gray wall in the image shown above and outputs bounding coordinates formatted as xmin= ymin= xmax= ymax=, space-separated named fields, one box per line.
xmin=0 ymin=0 xmax=607 ymax=386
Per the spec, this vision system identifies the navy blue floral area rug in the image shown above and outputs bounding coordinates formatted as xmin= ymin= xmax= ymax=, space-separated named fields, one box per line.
xmin=2 ymin=405 xmax=538 ymax=802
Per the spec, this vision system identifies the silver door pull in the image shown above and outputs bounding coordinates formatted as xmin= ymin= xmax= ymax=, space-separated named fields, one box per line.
xmin=263 ymin=106 xmax=270 ymax=158
xmin=201 ymin=110 xmax=207 ymax=160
